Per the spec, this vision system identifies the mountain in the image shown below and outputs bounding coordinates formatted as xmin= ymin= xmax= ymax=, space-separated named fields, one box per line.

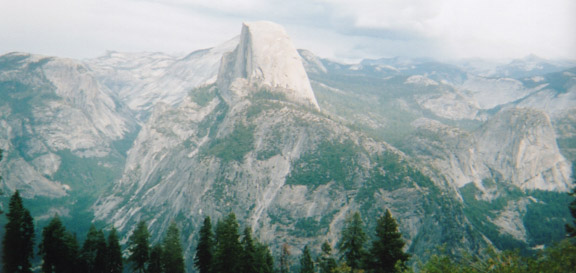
xmin=94 ymin=21 xmax=486 ymax=265
xmin=86 ymin=38 xmax=238 ymax=120
xmin=0 ymin=52 xmax=136 ymax=199
xmin=218 ymin=22 xmax=319 ymax=110
xmin=299 ymin=48 xmax=574 ymax=252
xmin=1 ymin=21 xmax=574 ymax=271
xmin=458 ymin=55 xmax=576 ymax=79
xmin=409 ymin=108 xmax=571 ymax=192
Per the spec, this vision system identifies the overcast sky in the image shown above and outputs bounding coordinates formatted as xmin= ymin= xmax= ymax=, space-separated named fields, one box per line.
xmin=1 ymin=0 xmax=575 ymax=62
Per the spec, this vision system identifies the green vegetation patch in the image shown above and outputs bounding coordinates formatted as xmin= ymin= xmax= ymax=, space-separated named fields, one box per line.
xmin=358 ymin=152 xmax=438 ymax=212
xmin=523 ymin=190 xmax=572 ymax=245
xmin=204 ymin=123 xmax=255 ymax=162
xmin=245 ymin=89 xmax=287 ymax=120
xmin=53 ymin=149 xmax=123 ymax=196
xmin=285 ymin=139 xmax=361 ymax=189
xmin=250 ymin=89 xmax=287 ymax=102
xmin=290 ymin=217 xmax=322 ymax=237
xmin=256 ymin=129 xmax=283 ymax=161
xmin=460 ymin=182 xmax=528 ymax=250
xmin=189 ymin=85 xmax=218 ymax=107
xmin=0 ymin=81 xmax=37 ymax=117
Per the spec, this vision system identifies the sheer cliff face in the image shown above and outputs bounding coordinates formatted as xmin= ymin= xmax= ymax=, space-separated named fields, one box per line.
xmin=474 ymin=109 xmax=571 ymax=191
xmin=410 ymin=108 xmax=571 ymax=193
xmin=217 ymin=21 xmax=320 ymax=110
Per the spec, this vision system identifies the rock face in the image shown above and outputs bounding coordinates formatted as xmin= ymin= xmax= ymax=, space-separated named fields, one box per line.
xmin=218 ymin=21 xmax=320 ymax=110
xmin=0 ymin=52 xmax=135 ymax=197
xmin=405 ymin=109 xmax=572 ymax=246
xmin=87 ymin=38 xmax=238 ymax=119
xmin=410 ymin=108 xmax=571 ymax=193
xmin=474 ymin=109 xmax=571 ymax=191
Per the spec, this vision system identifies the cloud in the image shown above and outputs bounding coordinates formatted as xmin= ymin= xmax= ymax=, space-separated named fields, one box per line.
xmin=0 ymin=0 xmax=574 ymax=61
xmin=320 ymin=0 xmax=576 ymax=60
xmin=0 ymin=0 xmax=242 ymax=58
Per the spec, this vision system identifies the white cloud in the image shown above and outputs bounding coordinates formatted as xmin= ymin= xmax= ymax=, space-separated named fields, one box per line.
xmin=0 ymin=0 xmax=574 ymax=61
xmin=321 ymin=0 xmax=576 ymax=60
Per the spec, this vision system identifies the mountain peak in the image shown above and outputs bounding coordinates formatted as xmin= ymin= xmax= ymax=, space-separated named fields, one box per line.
xmin=217 ymin=21 xmax=320 ymax=109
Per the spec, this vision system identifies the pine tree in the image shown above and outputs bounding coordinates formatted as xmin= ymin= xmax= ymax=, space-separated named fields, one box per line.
xmin=80 ymin=225 xmax=109 ymax=273
xmin=240 ymin=227 xmax=257 ymax=273
xmin=0 ymin=149 xmax=3 ymax=215
xmin=213 ymin=213 xmax=243 ymax=273
xmin=279 ymin=243 xmax=291 ymax=273
xmin=195 ymin=216 xmax=214 ymax=273
xmin=39 ymin=216 xmax=79 ymax=273
xmin=163 ymin=222 xmax=185 ymax=273
xmin=366 ymin=210 xmax=410 ymax=273
xmin=64 ymin=233 xmax=81 ymax=273
xmin=299 ymin=245 xmax=314 ymax=273
xmin=255 ymin=242 xmax=275 ymax=273
xmin=128 ymin=221 xmax=150 ymax=273
xmin=148 ymin=244 xmax=164 ymax=273
xmin=337 ymin=212 xmax=367 ymax=271
xmin=318 ymin=242 xmax=337 ymax=273
xmin=2 ymin=190 xmax=35 ymax=273
xmin=566 ymin=186 xmax=576 ymax=238
xmin=107 ymin=228 xmax=123 ymax=273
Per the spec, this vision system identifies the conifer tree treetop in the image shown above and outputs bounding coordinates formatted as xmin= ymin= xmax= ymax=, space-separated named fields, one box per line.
xmin=163 ymin=221 xmax=185 ymax=273
xmin=213 ymin=213 xmax=242 ymax=273
xmin=367 ymin=209 xmax=410 ymax=273
xmin=2 ymin=190 xmax=35 ymax=273
xmin=337 ymin=212 xmax=367 ymax=270
xmin=107 ymin=227 xmax=123 ymax=273
xmin=299 ymin=245 xmax=315 ymax=273
xmin=128 ymin=221 xmax=150 ymax=273
xmin=195 ymin=216 xmax=214 ymax=273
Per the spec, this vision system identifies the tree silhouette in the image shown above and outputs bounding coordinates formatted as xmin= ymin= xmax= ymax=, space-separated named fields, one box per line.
xmin=299 ymin=245 xmax=314 ymax=273
xmin=195 ymin=216 xmax=214 ymax=273
xmin=318 ymin=242 xmax=337 ymax=273
xmin=163 ymin=222 xmax=185 ymax=273
xmin=39 ymin=215 xmax=79 ymax=273
xmin=148 ymin=244 xmax=164 ymax=273
xmin=213 ymin=213 xmax=242 ymax=273
xmin=255 ymin=241 xmax=275 ymax=273
xmin=337 ymin=212 xmax=367 ymax=271
xmin=279 ymin=243 xmax=291 ymax=273
xmin=366 ymin=210 xmax=410 ymax=273
xmin=566 ymin=174 xmax=576 ymax=238
xmin=2 ymin=191 xmax=34 ymax=273
xmin=240 ymin=227 xmax=257 ymax=273
xmin=80 ymin=225 xmax=108 ymax=273
xmin=107 ymin=227 xmax=123 ymax=273
xmin=128 ymin=221 xmax=150 ymax=273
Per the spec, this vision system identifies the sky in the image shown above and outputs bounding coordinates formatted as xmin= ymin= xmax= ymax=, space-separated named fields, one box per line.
xmin=0 ymin=0 xmax=575 ymax=62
